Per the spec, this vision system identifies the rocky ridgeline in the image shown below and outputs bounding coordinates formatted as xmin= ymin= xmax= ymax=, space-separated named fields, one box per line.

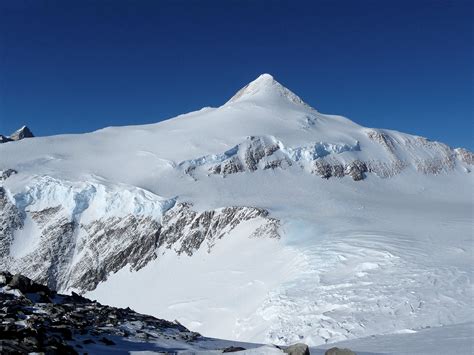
xmin=0 ymin=126 xmax=34 ymax=144
xmin=180 ymin=133 xmax=473 ymax=181
xmin=159 ymin=202 xmax=280 ymax=255
xmin=0 ymin=271 xmax=200 ymax=354
xmin=0 ymin=169 xmax=18 ymax=181
xmin=0 ymin=178 xmax=280 ymax=293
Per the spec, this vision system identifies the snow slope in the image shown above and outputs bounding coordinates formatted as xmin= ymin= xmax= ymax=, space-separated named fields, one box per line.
xmin=0 ymin=73 xmax=472 ymax=351
xmin=314 ymin=322 xmax=474 ymax=355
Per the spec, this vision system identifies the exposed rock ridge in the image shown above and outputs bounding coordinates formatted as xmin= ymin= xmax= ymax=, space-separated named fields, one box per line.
xmin=179 ymin=133 xmax=473 ymax=181
xmin=0 ymin=271 xmax=200 ymax=354
xmin=0 ymin=187 xmax=280 ymax=292
xmin=159 ymin=202 xmax=280 ymax=255
xmin=0 ymin=187 xmax=23 ymax=258
xmin=0 ymin=126 xmax=34 ymax=143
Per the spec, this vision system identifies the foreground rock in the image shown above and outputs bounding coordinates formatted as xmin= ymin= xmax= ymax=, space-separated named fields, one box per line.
xmin=283 ymin=342 xmax=311 ymax=355
xmin=325 ymin=347 xmax=356 ymax=355
xmin=0 ymin=271 xmax=310 ymax=354
xmin=0 ymin=271 xmax=201 ymax=353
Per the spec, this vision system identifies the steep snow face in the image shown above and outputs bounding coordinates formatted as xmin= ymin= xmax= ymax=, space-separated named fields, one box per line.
xmin=10 ymin=175 xmax=174 ymax=224
xmin=0 ymin=74 xmax=473 ymax=349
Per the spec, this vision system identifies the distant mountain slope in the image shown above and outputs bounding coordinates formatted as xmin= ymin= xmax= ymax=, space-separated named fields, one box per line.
xmin=0 ymin=74 xmax=472 ymax=348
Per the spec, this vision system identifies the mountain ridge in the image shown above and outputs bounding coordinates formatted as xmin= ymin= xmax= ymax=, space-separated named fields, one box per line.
xmin=0 ymin=126 xmax=34 ymax=144
xmin=0 ymin=74 xmax=472 ymax=348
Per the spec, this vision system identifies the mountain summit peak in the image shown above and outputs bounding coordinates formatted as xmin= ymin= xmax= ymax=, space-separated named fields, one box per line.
xmin=252 ymin=73 xmax=275 ymax=83
xmin=225 ymin=73 xmax=310 ymax=108
xmin=10 ymin=125 xmax=34 ymax=141
xmin=0 ymin=125 xmax=34 ymax=144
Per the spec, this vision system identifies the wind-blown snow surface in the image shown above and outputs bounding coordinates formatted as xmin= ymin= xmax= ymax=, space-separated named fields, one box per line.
xmin=1 ymin=74 xmax=473 ymax=351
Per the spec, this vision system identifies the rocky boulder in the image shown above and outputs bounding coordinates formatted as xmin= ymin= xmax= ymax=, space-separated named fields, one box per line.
xmin=283 ymin=343 xmax=310 ymax=355
xmin=325 ymin=347 xmax=356 ymax=355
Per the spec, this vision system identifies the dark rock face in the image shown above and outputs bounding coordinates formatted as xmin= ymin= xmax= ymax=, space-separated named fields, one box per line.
xmin=311 ymin=159 xmax=367 ymax=181
xmin=8 ymin=274 xmax=35 ymax=293
xmin=324 ymin=347 xmax=356 ymax=355
xmin=67 ymin=215 xmax=161 ymax=292
xmin=179 ymin=136 xmax=289 ymax=178
xmin=0 ymin=126 xmax=34 ymax=143
xmin=0 ymin=211 xmax=164 ymax=292
xmin=9 ymin=126 xmax=34 ymax=141
xmin=181 ymin=133 xmax=473 ymax=182
xmin=222 ymin=346 xmax=247 ymax=352
xmin=345 ymin=160 xmax=368 ymax=181
xmin=159 ymin=203 xmax=280 ymax=256
xmin=0 ymin=135 xmax=11 ymax=143
xmin=0 ymin=271 xmax=200 ymax=354
xmin=283 ymin=343 xmax=310 ymax=355
xmin=221 ymin=156 xmax=245 ymax=175
xmin=0 ymin=169 xmax=18 ymax=180
xmin=0 ymin=199 xmax=280 ymax=293
xmin=0 ymin=187 xmax=23 ymax=259
xmin=219 ymin=136 xmax=286 ymax=175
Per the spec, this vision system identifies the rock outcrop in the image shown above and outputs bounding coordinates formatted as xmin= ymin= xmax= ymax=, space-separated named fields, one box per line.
xmin=9 ymin=126 xmax=35 ymax=141
xmin=324 ymin=347 xmax=356 ymax=355
xmin=0 ymin=178 xmax=281 ymax=293
xmin=0 ymin=271 xmax=200 ymax=354
xmin=0 ymin=271 xmax=313 ymax=354
xmin=0 ymin=126 xmax=34 ymax=143
xmin=159 ymin=202 xmax=280 ymax=255
xmin=179 ymin=133 xmax=471 ymax=182
xmin=283 ymin=343 xmax=310 ymax=355
xmin=0 ymin=169 xmax=17 ymax=181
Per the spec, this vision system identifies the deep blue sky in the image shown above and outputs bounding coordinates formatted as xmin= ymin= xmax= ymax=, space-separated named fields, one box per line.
xmin=1 ymin=0 xmax=472 ymax=149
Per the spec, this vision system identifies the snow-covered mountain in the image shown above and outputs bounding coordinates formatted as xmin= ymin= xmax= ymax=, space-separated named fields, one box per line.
xmin=0 ymin=74 xmax=472 ymax=350
xmin=0 ymin=125 xmax=35 ymax=143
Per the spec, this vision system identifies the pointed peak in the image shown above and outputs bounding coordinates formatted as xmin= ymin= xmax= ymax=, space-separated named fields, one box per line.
xmin=225 ymin=73 xmax=311 ymax=109
xmin=252 ymin=73 xmax=275 ymax=84
xmin=10 ymin=125 xmax=34 ymax=141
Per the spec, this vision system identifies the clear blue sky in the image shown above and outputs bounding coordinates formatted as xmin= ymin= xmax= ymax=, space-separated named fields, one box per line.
xmin=1 ymin=0 xmax=472 ymax=149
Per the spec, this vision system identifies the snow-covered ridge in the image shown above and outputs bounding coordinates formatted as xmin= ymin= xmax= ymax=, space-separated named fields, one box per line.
xmin=179 ymin=132 xmax=472 ymax=181
xmin=0 ymin=175 xmax=280 ymax=292
xmin=11 ymin=175 xmax=176 ymax=224
xmin=0 ymin=75 xmax=471 ymax=183
xmin=0 ymin=125 xmax=34 ymax=143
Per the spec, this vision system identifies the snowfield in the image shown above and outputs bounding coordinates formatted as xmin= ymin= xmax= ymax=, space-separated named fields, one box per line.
xmin=0 ymin=74 xmax=473 ymax=353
